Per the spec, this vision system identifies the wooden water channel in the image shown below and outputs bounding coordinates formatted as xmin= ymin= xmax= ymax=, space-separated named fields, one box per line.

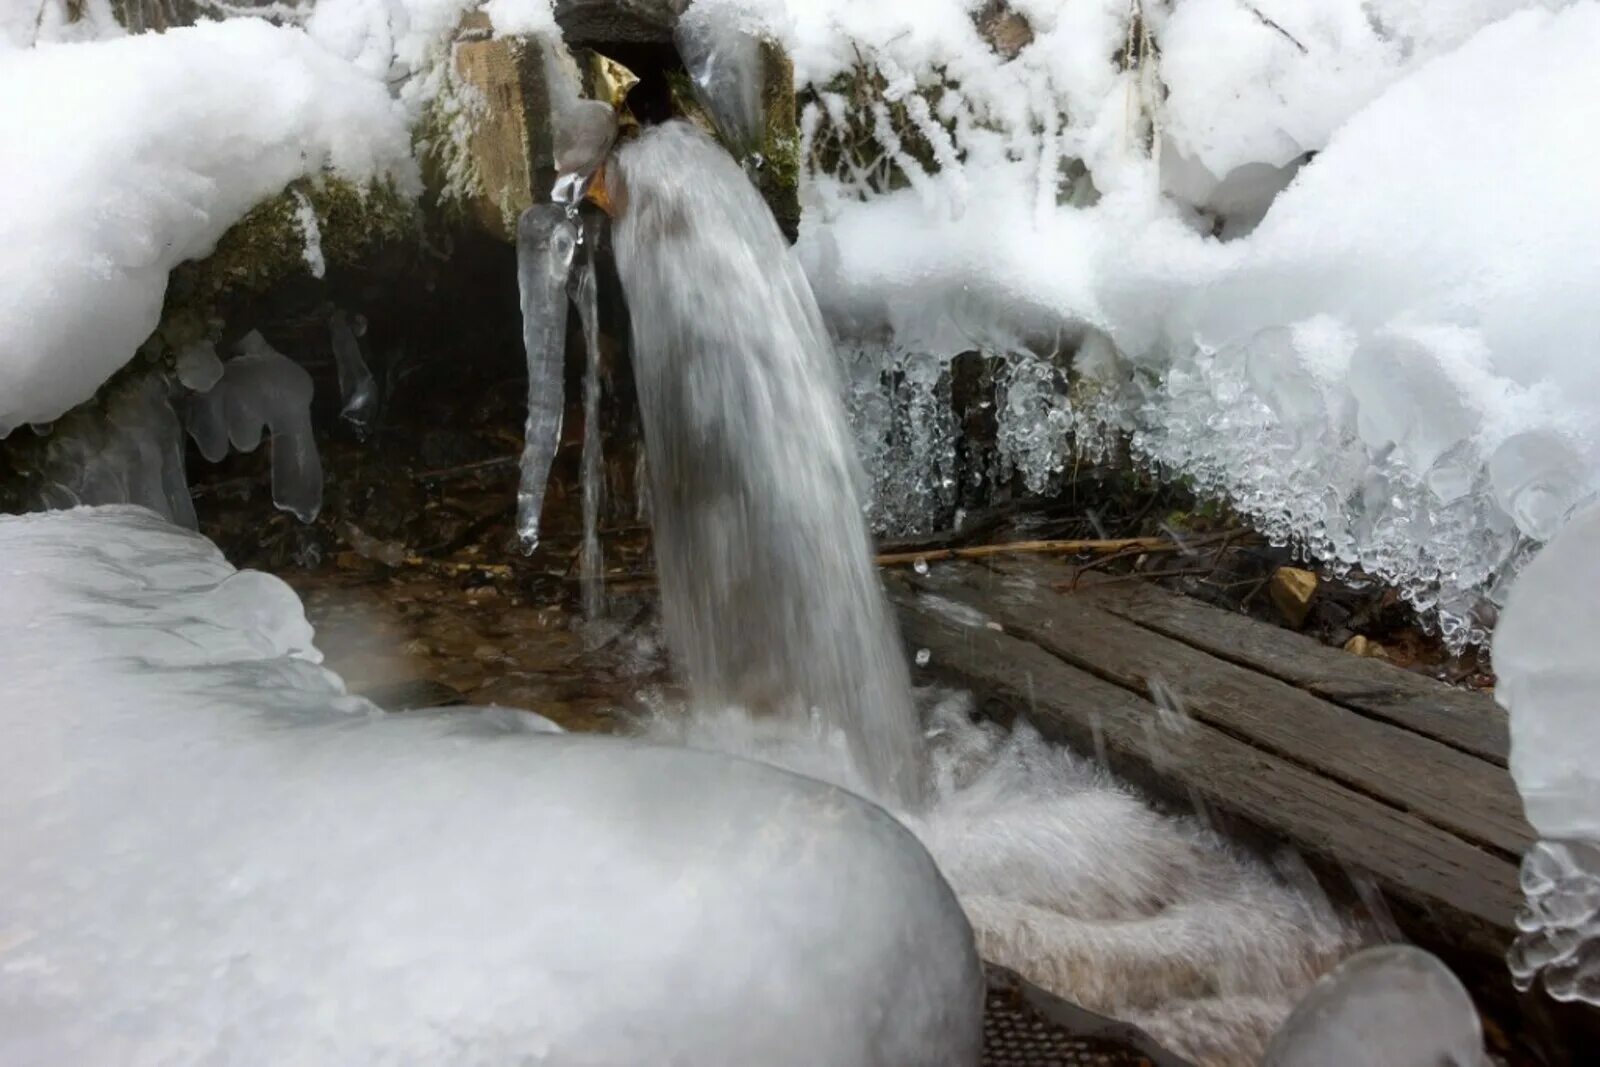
xmin=886 ymin=555 xmax=1592 ymax=1061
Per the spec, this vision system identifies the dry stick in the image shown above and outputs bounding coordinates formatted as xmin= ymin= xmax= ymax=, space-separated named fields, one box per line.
xmin=875 ymin=536 xmax=1173 ymax=567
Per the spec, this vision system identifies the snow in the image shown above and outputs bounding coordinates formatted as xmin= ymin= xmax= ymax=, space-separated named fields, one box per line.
xmin=0 ymin=505 xmax=985 ymax=1064
xmin=777 ymin=0 xmax=1597 ymax=639
xmin=484 ymin=0 xmax=556 ymax=36
xmin=0 ymin=18 xmax=415 ymax=435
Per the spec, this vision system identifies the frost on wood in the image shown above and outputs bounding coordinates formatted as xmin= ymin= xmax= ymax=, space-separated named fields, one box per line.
xmin=186 ymin=332 xmax=324 ymax=523
xmin=514 ymin=203 xmax=578 ymax=552
xmin=0 ymin=506 xmax=983 ymax=1066
xmin=1495 ymin=502 xmax=1600 ymax=1006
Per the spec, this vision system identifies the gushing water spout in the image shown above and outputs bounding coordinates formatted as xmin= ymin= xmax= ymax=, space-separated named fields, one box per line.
xmin=608 ymin=123 xmax=923 ymax=805
xmin=515 ymin=205 xmax=578 ymax=553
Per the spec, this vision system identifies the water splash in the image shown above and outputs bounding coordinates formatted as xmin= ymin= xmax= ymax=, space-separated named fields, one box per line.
xmin=607 ymin=122 xmax=922 ymax=805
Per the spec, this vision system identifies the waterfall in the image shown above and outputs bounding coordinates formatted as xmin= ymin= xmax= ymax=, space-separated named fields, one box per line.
xmin=606 ymin=122 xmax=922 ymax=806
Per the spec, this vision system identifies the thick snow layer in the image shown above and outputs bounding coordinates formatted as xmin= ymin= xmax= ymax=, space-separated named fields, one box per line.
xmin=0 ymin=505 xmax=984 ymax=1064
xmin=0 ymin=19 xmax=415 ymax=436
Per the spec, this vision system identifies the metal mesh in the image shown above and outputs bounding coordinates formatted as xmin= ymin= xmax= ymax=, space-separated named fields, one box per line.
xmin=981 ymin=965 xmax=1192 ymax=1067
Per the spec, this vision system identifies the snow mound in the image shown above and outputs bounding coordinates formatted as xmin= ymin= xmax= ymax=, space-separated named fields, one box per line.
xmin=0 ymin=18 xmax=415 ymax=435
xmin=0 ymin=506 xmax=983 ymax=1064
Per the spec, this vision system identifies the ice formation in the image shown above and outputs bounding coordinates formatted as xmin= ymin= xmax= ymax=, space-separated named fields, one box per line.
xmin=755 ymin=0 xmax=1599 ymax=640
xmin=513 ymin=204 xmax=578 ymax=552
xmin=1495 ymin=501 xmax=1600 ymax=1005
xmin=1261 ymin=945 xmax=1487 ymax=1066
xmin=186 ymin=333 xmax=325 ymax=523
xmin=0 ymin=505 xmax=985 ymax=1065
xmin=609 ymin=122 xmax=924 ymax=805
xmin=0 ymin=17 xmax=414 ymax=434
xmin=675 ymin=3 xmax=767 ymax=159
xmin=32 ymin=372 xmax=196 ymax=528
xmin=328 ymin=309 xmax=379 ymax=435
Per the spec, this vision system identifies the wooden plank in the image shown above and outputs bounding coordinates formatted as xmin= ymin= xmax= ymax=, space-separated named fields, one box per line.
xmin=911 ymin=559 xmax=1534 ymax=859
xmin=887 ymin=573 xmax=1521 ymax=952
xmin=1071 ymin=575 xmax=1509 ymax=765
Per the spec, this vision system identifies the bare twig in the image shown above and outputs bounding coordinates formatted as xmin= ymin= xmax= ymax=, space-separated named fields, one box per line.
xmin=877 ymin=537 xmax=1174 ymax=566
xmin=1244 ymin=3 xmax=1309 ymax=54
xmin=415 ymin=455 xmax=520 ymax=483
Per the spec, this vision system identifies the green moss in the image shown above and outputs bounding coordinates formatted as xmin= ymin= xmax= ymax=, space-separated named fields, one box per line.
xmin=167 ymin=177 xmax=414 ymax=313
xmin=755 ymin=40 xmax=801 ymax=239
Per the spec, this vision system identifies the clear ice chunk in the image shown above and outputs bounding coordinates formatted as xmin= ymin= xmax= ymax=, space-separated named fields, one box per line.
xmin=1263 ymin=945 xmax=1487 ymax=1066
xmin=1488 ymin=431 xmax=1591 ymax=542
xmin=514 ymin=205 xmax=578 ymax=553
xmin=674 ymin=8 xmax=765 ymax=159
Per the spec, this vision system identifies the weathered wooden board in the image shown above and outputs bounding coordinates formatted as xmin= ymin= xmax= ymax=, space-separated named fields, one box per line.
xmin=1073 ymin=576 xmax=1509 ymax=765
xmin=916 ymin=558 xmax=1532 ymax=859
xmin=886 ymin=570 xmax=1522 ymax=954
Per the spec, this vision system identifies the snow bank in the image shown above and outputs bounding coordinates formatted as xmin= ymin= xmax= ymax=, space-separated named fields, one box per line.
xmin=0 ymin=506 xmax=983 ymax=1063
xmin=768 ymin=0 xmax=1594 ymax=638
xmin=0 ymin=18 xmax=415 ymax=436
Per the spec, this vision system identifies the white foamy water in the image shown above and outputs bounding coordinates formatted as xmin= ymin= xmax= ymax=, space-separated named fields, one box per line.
xmin=640 ymin=688 xmax=1362 ymax=1066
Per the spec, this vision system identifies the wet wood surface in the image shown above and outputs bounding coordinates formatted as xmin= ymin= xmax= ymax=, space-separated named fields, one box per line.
xmin=885 ymin=556 xmax=1530 ymax=958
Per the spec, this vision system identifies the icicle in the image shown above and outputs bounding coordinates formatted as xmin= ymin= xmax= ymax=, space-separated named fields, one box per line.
xmin=175 ymin=341 xmax=224 ymax=393
xmin=187 ymin=332 xmax=324 ymax=523
xmin=36 ymin=373 xmax=195 ymax=527
xmin=514 ymin=205 xmax=579 ymax=553
xmin=570 ymin=214 xmax=606 ymax=619
xmin=328 ymin=310 xmax=378 ymax=437
xmin=674 ymin=10 xmax=765 ymax=160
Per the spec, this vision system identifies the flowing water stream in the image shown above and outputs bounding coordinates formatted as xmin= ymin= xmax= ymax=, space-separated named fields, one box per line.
xmin=602 ymin=122 xmax=924 ymax=807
